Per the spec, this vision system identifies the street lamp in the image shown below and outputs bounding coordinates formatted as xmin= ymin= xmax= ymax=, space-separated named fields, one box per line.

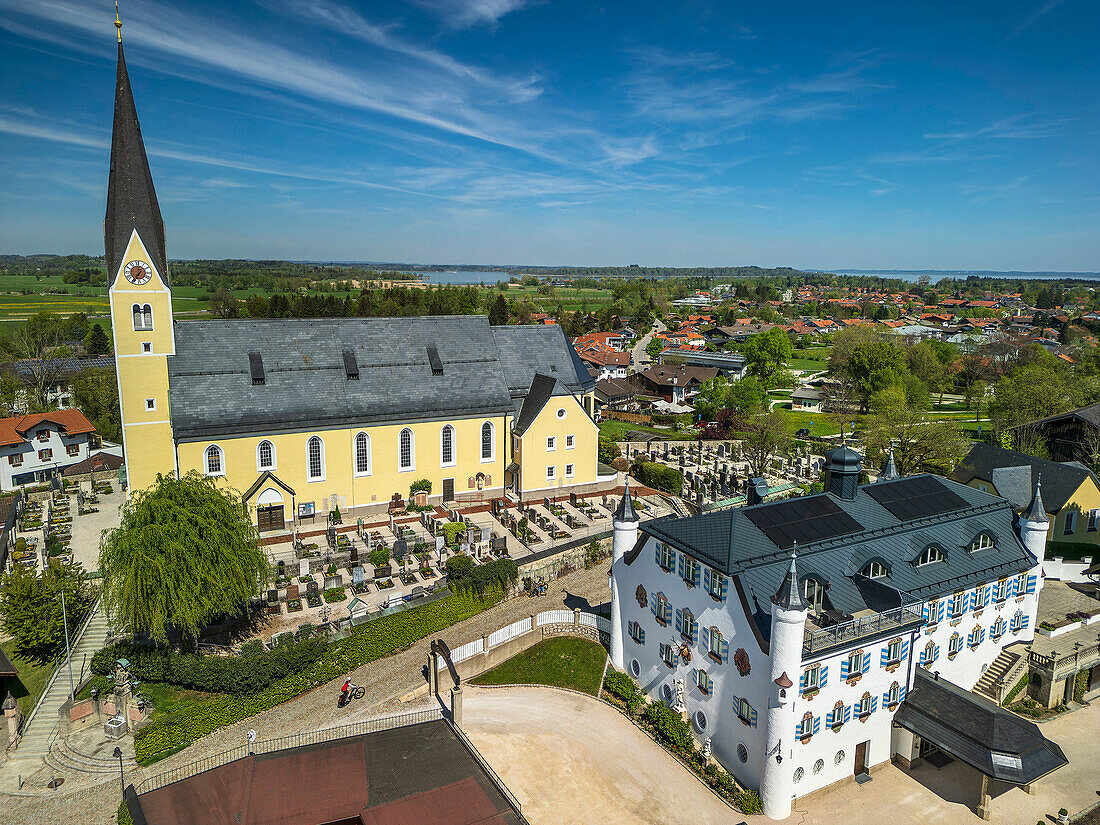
xmin=112 ymin=746 xmax=124 ymax=794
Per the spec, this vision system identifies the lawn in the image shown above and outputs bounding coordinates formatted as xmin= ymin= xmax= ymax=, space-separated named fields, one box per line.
xmin=599 ymin=420 xmax=696 ymax=442
xmin=470 ymin=637 xmax=607 ymax=695
xmin=0 ymin=640 xmax=56 ymax=718
xmin=774 ymin=406 xmax=843 ymax=436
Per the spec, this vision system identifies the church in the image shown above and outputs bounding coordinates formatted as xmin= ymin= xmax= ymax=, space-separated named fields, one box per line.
xmin=609 ymin=446 xmax=1067 ymax=820
xmin=104 ymin=26 xmax=602 ymax=529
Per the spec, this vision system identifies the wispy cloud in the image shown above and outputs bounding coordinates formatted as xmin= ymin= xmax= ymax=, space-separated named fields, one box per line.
xmin=959 ymin=175 xmax=1030 ymax=204
xmin=412 ymin=0 xmax=536 ymax=30
xmin=1002 ymin=0 xmax=1064 ymax=43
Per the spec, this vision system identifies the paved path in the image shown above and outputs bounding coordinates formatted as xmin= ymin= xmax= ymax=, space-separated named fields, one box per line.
xmin=0 ymin=564 xmax=613 ymax=825
xmin=630 ymin=318 xmax=666 ymax=372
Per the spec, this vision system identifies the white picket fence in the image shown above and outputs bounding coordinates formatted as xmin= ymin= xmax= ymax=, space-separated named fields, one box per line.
xmin=451 ymin=609 xmax=608 ymax=664
xmin=537 ymin=609 xmax=575 ymax=626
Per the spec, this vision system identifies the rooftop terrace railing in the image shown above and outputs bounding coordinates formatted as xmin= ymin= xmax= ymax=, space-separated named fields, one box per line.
xmin=803 ymin=603 xmax=925 ymax=659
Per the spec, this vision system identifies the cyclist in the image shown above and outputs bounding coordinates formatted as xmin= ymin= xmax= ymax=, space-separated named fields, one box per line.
xmin=340 ymin=676 xmax=352 ymax=706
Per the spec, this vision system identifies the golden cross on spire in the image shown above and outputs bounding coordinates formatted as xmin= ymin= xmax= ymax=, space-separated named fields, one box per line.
xmin=115 ymin=1 xmax=123 ymax=42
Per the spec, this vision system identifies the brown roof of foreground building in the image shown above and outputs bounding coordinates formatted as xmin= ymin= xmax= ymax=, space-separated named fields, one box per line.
xmin=129 ymin=719 xmax=526 ymax=825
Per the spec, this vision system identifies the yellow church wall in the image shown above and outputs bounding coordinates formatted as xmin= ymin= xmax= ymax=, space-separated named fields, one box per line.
xmin=176 ymin=414 xmax=510 ymax=518
xmin=964 ymin=476 xmax=1100 ymax=546
xmin=517 ymin=392 xmax=598 ymax=496
xmin=109 ymin=230 xmax=177 ymax=494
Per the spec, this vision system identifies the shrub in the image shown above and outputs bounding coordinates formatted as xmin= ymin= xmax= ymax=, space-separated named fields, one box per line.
xmin=631 ymin=461 xmax=683 ymax=495
xmin=323 ymin=588 xmax=347 ymax=603
xmin=118 ymin=800 xmax=134 ymax=825
xmin=409 ymin=478 xmax=432 ymax=495
xmin=737 ymin=790 xmax=763 ymax=815
xmin=1074 ymin=669 xmax=1088 ymax=702
xmin=446 ymin=556 xmax=517 ymax=596
xmin=441 ymin=521 xmax=466 ymax=547
xmin=368 ymin=548 xmax=390 ymax=568
xmin=603 ymin=671 xmax=644 ymax=714
xmin=642 ymin=701 xmax=694 ymax=753
xmin=91 ymin=635 xmax=328 ymax=695
xmin=445 ymin=554 xmax=474 ymax=580
xmin=1003 ymin=672 xmax=1029 ymax=706
xmin=133 ymin=592 xmax=498 ymax=762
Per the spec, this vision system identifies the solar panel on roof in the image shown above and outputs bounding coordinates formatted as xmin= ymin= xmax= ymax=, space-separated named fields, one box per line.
xmin=744 ymin=494 xmax=863 ymax=549
xmin=865 ymin=475 xmax=967 ymax=521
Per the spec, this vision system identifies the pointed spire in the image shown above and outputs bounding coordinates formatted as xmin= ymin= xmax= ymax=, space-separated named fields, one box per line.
xmin=772 ymin=544 xmax=808 ymax=611
xmin=614 ymin=478 xmax=639 ymax=523
xmin=879 ymin=445 xmax=900 ymax=482
xmin=104 ymin=26 xmax=168 ymax=286
xmin=115 ymin=1 xmax=123 ymax=42
xmin=1023 ymin=474 xmax=1049 ymax=524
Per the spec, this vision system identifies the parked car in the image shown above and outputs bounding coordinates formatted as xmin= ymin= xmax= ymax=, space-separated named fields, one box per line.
xmin=795 ymin=427 xmax=811 ymax=439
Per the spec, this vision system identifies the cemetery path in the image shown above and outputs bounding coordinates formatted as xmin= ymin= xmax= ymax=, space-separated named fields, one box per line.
xmin=0 ymin=563 xmax=614 ymax=825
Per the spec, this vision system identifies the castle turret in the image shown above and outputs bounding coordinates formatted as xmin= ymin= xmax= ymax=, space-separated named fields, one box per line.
xmin=878 ymin=445 xmax=900 ymax=482
xmin=609 ymin=478 xmax=641 ymax=671
xmin=1019 ymin=476 xmax=1049 ymax=603
xmin=761 ymin=548 xmax=809 ymax=821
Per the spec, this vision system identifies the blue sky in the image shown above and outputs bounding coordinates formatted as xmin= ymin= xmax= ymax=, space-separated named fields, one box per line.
xmin=0 ymin=0 xmax=1096 ymax=270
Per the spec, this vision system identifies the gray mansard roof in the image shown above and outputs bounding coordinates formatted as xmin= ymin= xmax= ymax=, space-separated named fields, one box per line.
xmin=640 ymin=474 xmax=1035 ymax=638
xmin=168 ymin=317 xmax=589 ymax=441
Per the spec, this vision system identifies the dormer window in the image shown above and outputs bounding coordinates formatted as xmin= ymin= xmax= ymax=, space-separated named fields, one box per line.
xmin=862 ymin=561 xmax=887 ymax=579
xmin=969 ymin=533 xmax=994 ymax=553
xmin=802 ymin=578 xmax=827 ymax=611
xmin=916 ymin=546 xmax=945 ymax=567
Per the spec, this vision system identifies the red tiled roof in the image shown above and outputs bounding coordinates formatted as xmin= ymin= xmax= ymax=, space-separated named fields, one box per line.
xmin=0 ymin=410 xmax=96 ymax=447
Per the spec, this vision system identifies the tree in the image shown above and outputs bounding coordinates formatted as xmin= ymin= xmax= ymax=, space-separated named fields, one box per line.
xmin=0 ymin=372 xmax=22 ymax=417
xmin=98 ymin=472 xmax=269 ymax=645
xmin=488 ymin=294 xmax=508 ymax=326
xmin=0 ymin=560 xmax=93 ymax=664
xmin=742 ymin=411 xmax=793 ymax=477
xmin=864 ymin=387 xmax=969 ymax=476
xmin=906 ymin=341 xmax=951 ymax=402
xmin=69 ymin=368 xmax=122 ymax=444
xmin=211 ymin=290 xmax=239 ymax=319
xmin=987 ymin=363 xmax=1083 ymax=434
xmin=741 ymin=327 xmax=792 ymax=389
xmin=646 ymin=337 xmax=663 ymax=361
xmin=0 ymin=312 xmax=68 ymax=409
xmin=84 ymin=323 xmax=111 ymax=355
xmin=829 ymin=328 xmax=905 ymax=412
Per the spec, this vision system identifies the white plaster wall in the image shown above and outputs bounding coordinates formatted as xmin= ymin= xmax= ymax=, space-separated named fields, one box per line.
xmin=1044 ymin=557 xmax=1096 ymax=583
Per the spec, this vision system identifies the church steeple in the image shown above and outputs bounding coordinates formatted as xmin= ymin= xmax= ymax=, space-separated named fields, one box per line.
xmin=104 ymin=22 xmax=167 ymax=286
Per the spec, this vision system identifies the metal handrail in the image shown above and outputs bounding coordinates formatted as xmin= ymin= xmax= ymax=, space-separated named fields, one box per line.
xmin=22 ymin=599 xmax=100 ymax=736
xmin=136 ymin=707 xmax=443 ymax=795
xmin=803 ymin=603 xmax=925 ymax=657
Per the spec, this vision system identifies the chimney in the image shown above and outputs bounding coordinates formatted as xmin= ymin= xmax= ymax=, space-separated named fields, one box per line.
xmin=746 ymin=477 xmax=769 ymax=507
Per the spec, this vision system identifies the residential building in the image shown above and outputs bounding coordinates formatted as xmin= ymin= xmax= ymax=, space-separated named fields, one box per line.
xmin=631 ymin=365 xmax=718 ymax=404
xmin=0 ymin=410 xmax=100 ymax=489
xmin=104 ymin=34 xmax=604 ymax=527
xmin=791 ymin=386 xmax=824 ymax=412
xmin=610 ymin=447 xmax=1061 ymax=819
xmin=575 ymin=347 xmax=630 ymax=380
xmin=1009 ymin=402 xmax=1100 ymax=463
xmin=949 ymin=443 xmax=1100 ymax=548
xmin=1 ymin=355 xmax=115 ymax=413
xmin=656 ymin=348 xmax=747 ymax=378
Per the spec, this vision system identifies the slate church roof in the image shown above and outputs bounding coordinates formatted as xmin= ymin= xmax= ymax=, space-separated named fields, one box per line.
xmin=167 ymin=317 xmax=592 ymax=441
xmin=105 ymin=41 xmax=167 ymax=284
xmin=637 ymin=472 xmax=1035 ymax=643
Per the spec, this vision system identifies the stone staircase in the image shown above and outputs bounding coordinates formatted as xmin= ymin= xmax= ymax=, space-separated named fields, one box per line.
xmin=15 ymin=604 xmax=110 ymax=760
xmin=43 ymin=732 xmax=136 ymax=777
xmin=974 ymin=642 xmax=1030 ymax=704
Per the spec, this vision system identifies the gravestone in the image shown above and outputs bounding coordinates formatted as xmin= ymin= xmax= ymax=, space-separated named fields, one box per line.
xmin=570 ymin=492 xmax=579 ymax=507
xmin=306 ymin=579 xmax=319 ymax=595
xmin=286 ymin=584 xmax=299 ymax=601
xmin=435 ymin=535 xmax=445 ymax=552
xmin=349 ymin=544 xmax=358 ymax=562
xmin=299 ymin=559 xmax=310 ymax=578
xmin=393 ymin=538 xmax=408 ymax=559
xmin=717 ymin=443 xmax=726 ymax=458
xmin=490 ymin=535 xmax=507 ymax=553
xmin=374 ymin=564 xmax=392 ymax=580
xmin=352 ymin=566 xmax=364 ymax=585
xmin=324 ymin=575 xmax=342 ymax=589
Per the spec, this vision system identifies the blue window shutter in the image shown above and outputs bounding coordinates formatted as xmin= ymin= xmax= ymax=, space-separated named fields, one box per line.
xmin=899 ymin=685 xmax=907 ymax=702
xmin=870 ymin=696 xmax=878 ymax=713
xmin=901 ymin=639 xmax=910 ymax=660
xmin=720 ymin=638 xmax=729 ymax=663
xmin=639 ymin=627 xmax=645 ymax=644
xmin=813 ymin=716 xmax=820 ymax=735
xmin=1022 ymin=614 xmax=1030 ymax=629
xmin=862 ymin=652 xmax=871 ymax=674
xmin=840 ymin=659 xmax=850 ymax=680
xmin=665 ymin=601 xmax=672 ymax=624
xmin=880 ymin=646 xmax=889 ymax=666
xmin=799 ymin=670 xmax=807 ymax=690
xmin=937 ymin=602 xmax=945 ymax=623
xmin=719 ymin=575 xmax=728 ymax=602
xmin=677 ymin=552 xmax=684 ymax=578
xmin=827 ymin=708 xmax=834 ymax=727
xmin=691 ymin=616 xmax=698 ymax=643
xmin=1009 ymin=577 xmax=1018 ymax=598
xmin=651 ymin=595 xmax=658 ymax=618
xmin=693 ymin=563 xmax=701 ymax=588
xmin=700 ymin=625 xmax=709 ymax=650
xmin=922 ymin=603 xmax=929 ymax=621
xmin=675 ymin=608 xmax=683 ymax=635
xmin=703 ymin=567 xmax=711 ymax=593
xmin=750 ymin=706 xmax=758 ymax=727
xmin=820 ymin=665 xmax=828 ymax=687
xmin=655 ymin=544 xmax=662 ymax=566
xmin=1026 ymin=574 xmax=1036 ymax=594
xmin=962 ymin=591 xmax=970 ymax=612
xmin=843 ymin=704 xmax=851 ymax=723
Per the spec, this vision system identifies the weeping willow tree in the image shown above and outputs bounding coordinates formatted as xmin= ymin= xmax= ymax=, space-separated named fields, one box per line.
xmin=99 ymin=472 xmax=268 ymax=645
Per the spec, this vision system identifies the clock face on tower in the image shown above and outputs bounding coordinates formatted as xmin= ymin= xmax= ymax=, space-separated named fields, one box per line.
xmin=124 ymin=260 xmax=152 ymax=285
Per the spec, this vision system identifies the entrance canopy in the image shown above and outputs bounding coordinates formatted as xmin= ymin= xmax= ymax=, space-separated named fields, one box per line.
xmin=894 ymin=670 xmax=1067 ymax=785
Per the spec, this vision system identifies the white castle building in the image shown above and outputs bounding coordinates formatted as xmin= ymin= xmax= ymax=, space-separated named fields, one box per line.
xmin=610 ymin=446 xmax=1067 ymax=819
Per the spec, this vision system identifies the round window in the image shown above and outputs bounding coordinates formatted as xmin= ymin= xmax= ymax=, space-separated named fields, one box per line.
xmin=737 ymin=743 xmax=748 ymax=764
xmin=661 ymin=683 xmax=673 ymax=702
xmin=813 ymin=758 xmax=824 ymax=774
xmin=834 ymin=750 xmax=845 ymax=765
xmin=557 ymin=408 xmax=566 ymax=419
xmin=630 ymin=659 xmax=641 ymax=677
xmin=793 ymin=767 xmax=804 ymax=784
xmin=694 ymin=710 xmax=707 ymax=732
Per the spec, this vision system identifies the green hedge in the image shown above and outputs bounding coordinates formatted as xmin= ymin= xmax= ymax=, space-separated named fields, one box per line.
xmin=92 ymin=635 xmax=327 ymax=696
xmin=1044 ymin=540 xmax=1098 ymax=561
xmin=118 ymin=800 xmax=134 ymax=825
xmin=133 ymin=593 xmax=497 ymax=763
xmin=631 ymin=461 xmax=683 ymax=495
xmin=737 ymin=789 xmax=763 ymax=814
xmin=448 ymin=558 xmax=518 ymax=596
xmin=1003 ymin=672 xmax=1029 ymax=706
xmin=603 ymin=671 xmax=643 ymax=714
xmin=642 ymin=701 xmax=694 ymax=753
